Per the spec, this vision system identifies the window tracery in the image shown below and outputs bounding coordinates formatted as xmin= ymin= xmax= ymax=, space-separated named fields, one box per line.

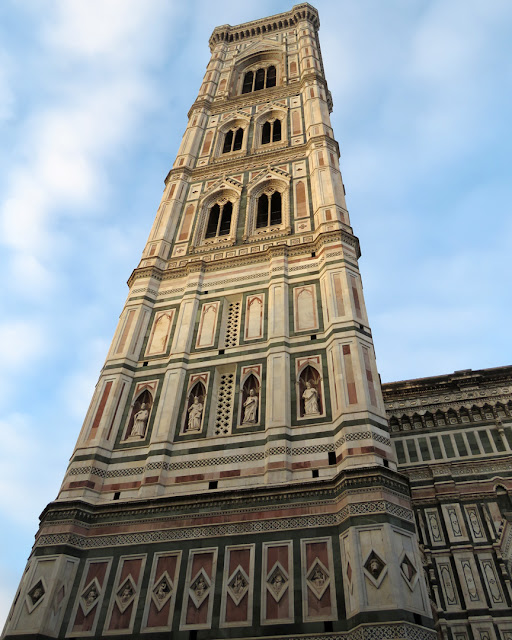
xmin=241 ymin=65 xmax=276 ymax=94
xmin=244 ymin=176 xmax=290 ymax=241
xmin=261 ymin=119 xmax=281 ymax=145
xmin=222 ymin=127 xmax=244 ymax=154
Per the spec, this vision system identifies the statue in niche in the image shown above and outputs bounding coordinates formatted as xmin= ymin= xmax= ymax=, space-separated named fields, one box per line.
xmin=299 ymin=365 xmax=322 ymax=417
xmin=303 ymin=381 xmax=320 ymax=416
xmin=184 ymin=381 xmax=206 ymax=433
xmin=240 ymin=373 xmax=259 ymax=425
xmin=126 ymin=389 xmax=152 ymax=439
xmin=242 ymin=388 xmax=258 ymax=424
xmin=188 ymin=396 xmax=203 ymax=431
xmin=130 ymin=403 xmax=149 ymax=437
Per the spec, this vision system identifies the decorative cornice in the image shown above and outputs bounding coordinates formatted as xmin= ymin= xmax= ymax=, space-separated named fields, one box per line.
xmin=208 ymin=4 xmax=320 ymax=52
xmin=127 ymin=228 xmax=360 ymax=288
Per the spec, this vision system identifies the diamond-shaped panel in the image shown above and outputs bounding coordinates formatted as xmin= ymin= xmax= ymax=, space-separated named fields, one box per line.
xmin=306 ymin=558 xmax=330 ymax=600
xmin=26 ymin=579 xmax=46 ymax=613
xmin=80 ymin=578 xmax=101 ymax=615
xmin=227 ymin=566 xmax=249 ymax=606
xmin=363 ymin=551 xmax=387 ymax=588
xmin=115 ymin=575 xmax=137 ymax=613
xmin=267 ymin=561 xmax=289 ymax=603
xmin=399 ymin=552 xmax=418 ymax=590
xmin=189 ymin=568 xmax=211 ymax=609
xmin=151 ymin=572 xmax=173 ymax=611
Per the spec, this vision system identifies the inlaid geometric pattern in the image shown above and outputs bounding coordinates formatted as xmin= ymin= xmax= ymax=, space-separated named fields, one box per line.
xmin=214 ymin=373 xmax=235 ymax=436
xmin=224 ymin=302 xmax=241 ymax=347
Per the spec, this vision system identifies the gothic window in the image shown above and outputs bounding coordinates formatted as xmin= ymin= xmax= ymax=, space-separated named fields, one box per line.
xmin=222 ymin=127 xmax=244 ymax=153
xmin=205 ymin=201 xmax=233 ymax=238
xmin=298 ymin=365 xmax=322 ymax=418
xmin=126 ymin=390 xmax=153 ymax=439
xmin=256 ymin=192 xmax=282 ymax=228
xmin=261 ymin=119 xmax=281 ymax=144
xmin=185 ymin=381 xmax=206 ymax=433
xmin=241 ymin=65 xmax=277 ymax=94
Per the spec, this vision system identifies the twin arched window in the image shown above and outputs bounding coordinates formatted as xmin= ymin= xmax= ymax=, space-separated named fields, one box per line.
xmin=242 ymin=65 xmax=276 ymax=94
xmin=205 ymin=201 xmax=233 ymax=238
xmin=262 ymin=119 xmax=281 ymax=145
xmin=256 ymin=192 xmax=282 ymax=228
xmin=222 ymin=128 xmax=244 ymax=154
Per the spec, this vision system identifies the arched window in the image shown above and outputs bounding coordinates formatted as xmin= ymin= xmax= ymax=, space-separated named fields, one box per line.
xmin=256 ymin=192 xmax=282 ymax=228
xmin=266 ymin=65 xmax=276 ymax=87
xmin=242 ymin=71 xmax=253 ymax=94
xmin=240 ymin=65 xmax=278 ymax=94
xmin=205 ymin=201 xmax=233 ymax=238
xmin=222 ymin=128 xmax=244 ymax=154
xmin=254 ymin=68 xmax=265 ymax=91
xmin=261 ymin=119 xmax=281 ymax=145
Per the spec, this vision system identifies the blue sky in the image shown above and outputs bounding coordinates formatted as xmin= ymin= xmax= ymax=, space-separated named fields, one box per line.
xmin=1 ymin=0 xmax=511 ymax=625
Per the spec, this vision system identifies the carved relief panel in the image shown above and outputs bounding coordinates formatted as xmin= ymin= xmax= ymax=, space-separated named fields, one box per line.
xmin=180 ymin=548 xmax=218 ymax=630
xmin=141 ymin=551 xmax=182 ymax=632
xmin=261 ymin=541 xmax=294 ymax=625
xmin=300 ymin=537 xmax=337 ymax=622
xmin=8 ymin=555 xmax=79 ymax=638
xmin=220 ymin=544 xmax=255 ymax=628
xmin=68 ymin=558 xmax=113 ymax=637
xmin=103 ymin=554 xmax=146 ymax=634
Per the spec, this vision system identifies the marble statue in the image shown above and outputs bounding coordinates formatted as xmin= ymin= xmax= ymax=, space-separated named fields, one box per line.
xmin=242 ymin=388 xmax=258 ymax=424
xmin=303 ymin=381 xmax=320 ymax=415
xmin=188 ymin=396 xmax=203 ymax=431
xmin=130 ymin=403 xmax=149 ymax=437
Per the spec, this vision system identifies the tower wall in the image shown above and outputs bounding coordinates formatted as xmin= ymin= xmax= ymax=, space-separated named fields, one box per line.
xmin=3 ymin=5 xmax=435 ymax=639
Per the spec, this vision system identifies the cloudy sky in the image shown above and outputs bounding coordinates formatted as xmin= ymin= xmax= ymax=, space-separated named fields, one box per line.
xmin=1 ymin=0 xmax=511 ymax=625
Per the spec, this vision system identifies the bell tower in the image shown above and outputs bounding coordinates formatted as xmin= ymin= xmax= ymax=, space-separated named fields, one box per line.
xmin=3 ymin=5 xmax=435 ymax=639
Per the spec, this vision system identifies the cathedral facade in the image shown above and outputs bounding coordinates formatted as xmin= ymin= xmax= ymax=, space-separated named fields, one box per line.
xmin=3 ymin=5 xmax=510 ymax=640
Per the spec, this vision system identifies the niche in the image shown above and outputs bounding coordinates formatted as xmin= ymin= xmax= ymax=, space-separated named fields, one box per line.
xmin=126 ymin=389 xmax=153 ymax=439
xmin=184 ymin=381 xmax=206 ymax=433
xmin=240 ymin=373 xmax=260 ymax=426
xmin=298 ymin=365 xmax=323 ymax=418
